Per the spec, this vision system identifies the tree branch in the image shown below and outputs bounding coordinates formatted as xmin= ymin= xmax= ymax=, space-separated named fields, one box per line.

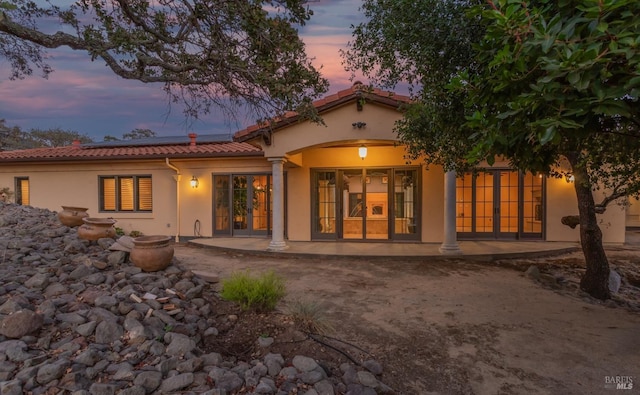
xmin=0 ymin=13 xmax=87 ymax=51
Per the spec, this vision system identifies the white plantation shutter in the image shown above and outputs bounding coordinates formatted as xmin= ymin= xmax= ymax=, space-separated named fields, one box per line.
xmin=119 ymin=177 xmax=134 ymax=211
xmin=101 ymin=176 xmax=152 ymax=212
xmin=20 ymin=179 xmax=30 ymax=206
xmin=138 ymin=177 xmax=152 ymax=211
xmin=102 ymin=178 xmax=116 ymax=211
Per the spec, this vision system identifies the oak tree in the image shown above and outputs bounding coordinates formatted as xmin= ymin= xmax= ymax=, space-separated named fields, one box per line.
xmin=345 ymin=0 xmax=640 ymax=299
xmin=0 ymin=0 xmax=328 ymax=122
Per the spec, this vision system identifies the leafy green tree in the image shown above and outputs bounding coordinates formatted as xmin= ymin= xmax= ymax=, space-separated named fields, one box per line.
xmin=122 ymin=128 xmax=156 ymax=140
xmin=0 ymin=0 xmax=328 ymax=122
xmin=345 ymin=0 xmax=640 ymax=299
xmin=102 ymin=128 xmax=155 ymax=141
xmin=0 ymin=120 xmax=92 ymax=149
xmin=0 ymin=119 xmax=36 ymax=150
xmin=343 ymin=0 xmax=484 ymax=170
xmin=29 ymin=128 xmax=93 ymax=147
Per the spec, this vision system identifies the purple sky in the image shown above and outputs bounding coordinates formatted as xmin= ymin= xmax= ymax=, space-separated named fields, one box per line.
xmin=0 ymin=1 xmax=377 ymax=141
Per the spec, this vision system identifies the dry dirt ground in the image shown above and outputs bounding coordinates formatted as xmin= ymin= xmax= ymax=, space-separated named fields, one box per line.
xmin=173 ymin=238 xmax=640 ymax=395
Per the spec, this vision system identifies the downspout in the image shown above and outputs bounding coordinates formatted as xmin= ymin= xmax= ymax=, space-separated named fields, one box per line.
xmin=165 ymin=158 xmax=181 ymax=242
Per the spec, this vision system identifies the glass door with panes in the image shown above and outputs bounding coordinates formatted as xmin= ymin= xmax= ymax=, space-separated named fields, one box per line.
xmin=341 ymin=169 xmax=390 ymax=240
xmin=392 ymin=169 xmax=419 ymax=239
xmin=456 ymin=170 xmax=543 ymax=239
xmin=213 ymin=174 xmax=271 ymax=236
xmin=312 ymin=168 xmax=419 ymax=241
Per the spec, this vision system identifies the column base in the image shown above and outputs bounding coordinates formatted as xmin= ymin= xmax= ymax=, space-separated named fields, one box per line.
xmin=439 ymin=243 xmax=463 ymax=255
xmin=267 ymin=240 xmax=289 ymax=252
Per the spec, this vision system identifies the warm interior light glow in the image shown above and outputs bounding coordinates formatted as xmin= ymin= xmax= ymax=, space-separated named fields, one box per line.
xmin=358 ymin=145 xmax=367 ymax=160
xmin=190 ymin=176 xmax=199 ymax=188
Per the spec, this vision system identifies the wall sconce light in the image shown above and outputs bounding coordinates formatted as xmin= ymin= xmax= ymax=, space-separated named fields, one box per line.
xmin=358 ymin=145 xmax=367 ymax=160
xmin=352 ymin=122 xmax=367 ymax=129
xmin=566 ymin=173 xmax=575 ymax=183
xmin=190 ymin=176 xmax=199 ymax=188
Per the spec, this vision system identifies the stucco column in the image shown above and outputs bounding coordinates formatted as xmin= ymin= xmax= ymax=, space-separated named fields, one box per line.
xmin=268 ymin=157 xmax=288 ymax=251
xmin=439 ymin=170 xmax=462 ymax=254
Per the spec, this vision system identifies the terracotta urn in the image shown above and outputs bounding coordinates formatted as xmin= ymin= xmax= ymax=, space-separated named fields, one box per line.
xmin=58 ymin=206 xmax=89 ymax=227
xmin=77 ymin=217 xmax=117 ymax=240
xmin=130 ymin=235 xmax=174 ymax=272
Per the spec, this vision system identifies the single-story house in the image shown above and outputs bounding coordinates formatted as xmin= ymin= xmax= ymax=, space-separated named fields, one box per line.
xmin=0 ymin=84 xmax=631 ymax=251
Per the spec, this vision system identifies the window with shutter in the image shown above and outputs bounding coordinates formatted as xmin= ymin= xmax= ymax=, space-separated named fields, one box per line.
xmin=138 ymin=177 xmax=153 ymax=211
xmin=99 ymin=175 xmax=152 ymax=212
xmin=119 ymin=177 xmax=134 ymax=211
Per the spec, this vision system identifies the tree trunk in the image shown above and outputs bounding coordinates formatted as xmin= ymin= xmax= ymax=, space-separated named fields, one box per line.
xmin=567 ymin=153 xmax=611 ymax=300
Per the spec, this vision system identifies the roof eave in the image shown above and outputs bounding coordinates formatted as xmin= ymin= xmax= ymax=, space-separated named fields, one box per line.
xmin=234 ymin=92 xmax=408 ymax=143
xmin=0 ymin=151 xmax=264 ymax=164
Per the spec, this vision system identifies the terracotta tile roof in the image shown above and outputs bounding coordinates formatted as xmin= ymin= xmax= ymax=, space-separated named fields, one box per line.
xmin=234 ymin=83 xmax=411 ymax=142
xmin=0 ymin=136 xmax=262 ymax=163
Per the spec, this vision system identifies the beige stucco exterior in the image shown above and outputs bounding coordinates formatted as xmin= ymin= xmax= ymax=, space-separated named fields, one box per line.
xmin=0 ymin=91 xmax=629 ymax=245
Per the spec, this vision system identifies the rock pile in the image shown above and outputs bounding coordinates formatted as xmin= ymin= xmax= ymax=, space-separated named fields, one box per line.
xmin=0 ymin=203 xmax=392 ymax=395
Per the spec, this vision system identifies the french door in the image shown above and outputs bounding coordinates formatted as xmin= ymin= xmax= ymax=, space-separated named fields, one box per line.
xmin=456 ymin=170 xmax=544 ymax=239
xmin=312 ymin=168 xmax=419 ymax=241
xmin=213 ymin=174 xmax=272 ymax=236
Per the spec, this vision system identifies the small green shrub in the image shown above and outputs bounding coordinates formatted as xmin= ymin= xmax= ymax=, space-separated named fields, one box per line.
xmin=286 ymin=298 xmax=333 ymax=334
xmin=115 ymin=227 xmax=125 ymax=236
xmin=129 ymin=230 xmax=143 ymax=237
xmin=0 ymin=187 xmax=13 ymax=203
xmin=220 ymin=270 xmax=286 ymax=311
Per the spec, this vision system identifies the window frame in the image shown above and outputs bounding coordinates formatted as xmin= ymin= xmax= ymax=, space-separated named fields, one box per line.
xmin=99 ymin=175 xmax=153 ymax=213
xmin=15 ymin=177 xmax=29 ymax=206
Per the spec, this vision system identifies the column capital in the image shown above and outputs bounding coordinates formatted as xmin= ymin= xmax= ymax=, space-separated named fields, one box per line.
xmin=267 ymin=156 xmax=288 ymax=164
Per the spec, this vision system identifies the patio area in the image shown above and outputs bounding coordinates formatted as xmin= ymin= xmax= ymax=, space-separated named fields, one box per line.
xmin=187 ymin=237 xmax=585 ymax=261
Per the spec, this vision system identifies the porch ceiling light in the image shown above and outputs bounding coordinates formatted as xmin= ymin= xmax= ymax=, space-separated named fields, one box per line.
xmin=358 ymin=145 xmax=367 ymax=160
xmin=190 ymin=176 xmax=199 ymax=188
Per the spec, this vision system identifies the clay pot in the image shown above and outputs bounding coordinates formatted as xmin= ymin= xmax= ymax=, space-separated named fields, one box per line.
xmin=77 ymin=217 xmax=117 ymax=240
xmin=58 ymin=206 xmax=89 ymax=227
xmin=130 ymin=235 xmax=174 ymax=272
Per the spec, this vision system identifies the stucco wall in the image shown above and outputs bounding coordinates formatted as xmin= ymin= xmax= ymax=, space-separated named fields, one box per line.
xmin=262 ymin=101 xmax=401 ymax=157
xmin=0 ymin=157 xmax=273 ymax=239
xmin=627 ymin=197 xmax=640 ymax=228
xmin=0 ymin=160 xmax=177 ymax=237
xmin=545 ymin=175 xmax=626 ymax=243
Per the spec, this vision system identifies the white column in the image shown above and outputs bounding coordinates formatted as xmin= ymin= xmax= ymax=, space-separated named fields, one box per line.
xmin=439 ymin=170 xmax=462 ymax=254
xmin=268 ymin=157 xmax=289 ymax=251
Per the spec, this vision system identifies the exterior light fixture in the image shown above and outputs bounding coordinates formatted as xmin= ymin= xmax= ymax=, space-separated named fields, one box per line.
xmin=566 ymin=173 xmax=575 ymax=183
xmin=190 ymin=176 xmax=199 ymax=188
xmin=358 ymin=145 xmax=367 ymax=160
xmin=352 ymin=122 xmax=367 ymax=129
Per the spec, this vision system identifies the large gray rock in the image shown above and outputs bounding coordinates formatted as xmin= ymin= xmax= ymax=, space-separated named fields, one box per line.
xmin=133 ymin=371 xmax=162 ymax=392
xmin=292 ymin=355 xmax=320 ymax=372
xmin=165 ymin=332 xmax=196 ymax=357
xmin=160 ymin=373 xmax=194 ymax=393
xmin=215 ymin=371 xmax=244 ymax=393
xmin=94 ymin=320 xmax=124 ymax=344
xmin=0 ymin=310 xmax=43 ymax=338
xmin=36 ymin=359 xmax=70 ymax=385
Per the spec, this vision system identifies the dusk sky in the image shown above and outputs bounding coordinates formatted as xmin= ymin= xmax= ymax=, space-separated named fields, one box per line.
xmin=0 ymin=0 xmax=388 ymax=141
